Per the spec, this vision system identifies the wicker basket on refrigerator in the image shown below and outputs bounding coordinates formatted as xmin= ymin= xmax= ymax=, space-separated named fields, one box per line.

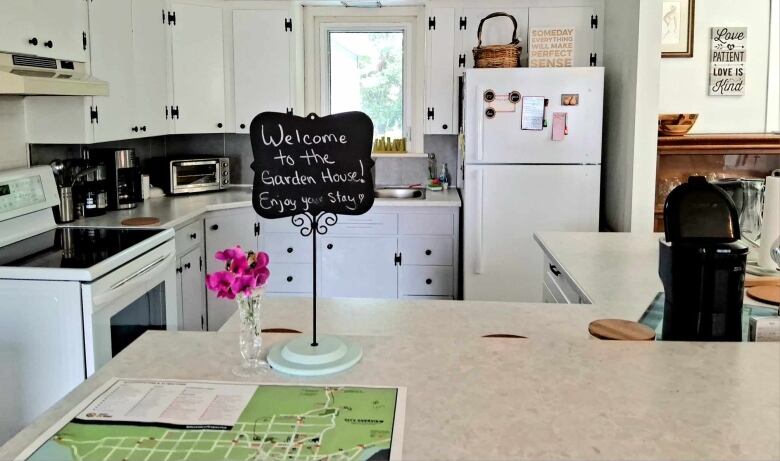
xmin=472 ymin=12 xmax=522 ymax=68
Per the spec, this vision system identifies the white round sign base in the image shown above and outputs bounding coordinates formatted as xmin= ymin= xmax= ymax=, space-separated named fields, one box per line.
xmin=267 ymin=335 xmax=362 ymax=376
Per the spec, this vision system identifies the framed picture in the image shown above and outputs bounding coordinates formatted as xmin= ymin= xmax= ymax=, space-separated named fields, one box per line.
xmin=661 ymin=0 xmax=695 ymax=57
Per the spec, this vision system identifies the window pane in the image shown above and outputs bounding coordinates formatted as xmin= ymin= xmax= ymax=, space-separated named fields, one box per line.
xmin=329 ymin=31 xmax=404 ymax=139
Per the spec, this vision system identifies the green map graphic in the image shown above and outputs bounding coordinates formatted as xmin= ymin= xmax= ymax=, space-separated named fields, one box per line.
xmin=27 ymin=385 xmax=399 ymax=461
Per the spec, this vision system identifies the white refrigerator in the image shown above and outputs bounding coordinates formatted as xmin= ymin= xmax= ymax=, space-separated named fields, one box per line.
xmin=462 ymin=68 xmax=604 ymax=302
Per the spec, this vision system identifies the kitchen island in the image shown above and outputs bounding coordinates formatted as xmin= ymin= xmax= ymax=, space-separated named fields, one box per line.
xmin=2 ymin=232 xmax=778 ymax=460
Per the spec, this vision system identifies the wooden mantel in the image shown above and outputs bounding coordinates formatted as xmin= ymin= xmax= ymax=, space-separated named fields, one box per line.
xmin=657 ymin=133 xmax=780 ymax=155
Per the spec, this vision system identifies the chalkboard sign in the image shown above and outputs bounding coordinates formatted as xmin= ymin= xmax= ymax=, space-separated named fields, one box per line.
xmin=250 ymin=111 xmax=375 ymax=219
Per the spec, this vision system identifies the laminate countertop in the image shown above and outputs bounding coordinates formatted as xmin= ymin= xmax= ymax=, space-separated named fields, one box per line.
xmin=2 ymin=232 xmax=778 ymax=460
xmin=61 ymin=187 xmax=462 ymax=230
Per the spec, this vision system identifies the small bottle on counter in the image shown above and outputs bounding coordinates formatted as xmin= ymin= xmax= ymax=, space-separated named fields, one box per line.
xmin=439 ymin=163 xmax=450 ymax=191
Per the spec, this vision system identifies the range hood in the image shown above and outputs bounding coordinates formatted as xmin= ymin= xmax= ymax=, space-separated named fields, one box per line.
xmin=0 ymin=52 xmax=108 ymax=96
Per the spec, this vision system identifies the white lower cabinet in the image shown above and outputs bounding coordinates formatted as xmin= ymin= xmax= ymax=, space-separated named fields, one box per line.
xmin=174 ymin=219 xmax=206 ymax=331
xmin=204 ymin=209 xmax=260 ymax=331
xmin=541 ymin=256 xmax=589 ymax=304
xmin=320 ymin=236 xmax=399 ymax=299
xmin=177 ymin=246 xmax=206 ymax=331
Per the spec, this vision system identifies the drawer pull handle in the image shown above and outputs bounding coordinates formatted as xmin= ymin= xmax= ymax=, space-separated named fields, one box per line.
xmin=425 ymin=278 xmax=432 ymax=285
xmin=286 ymin=276 xmax=293 ymax=282
xmin=190 ymin=233 xmax=197 ymax=239
xmin=327 ymin=243 xmax=333 ymax=250
xmin=287 ymin=247 xmax=293 ymax=253
xmin=425 ymin=249 xmax=432 ymax=256
xmin=549 ymin=264 xmax=561 ymax=277
xmin=184 ymin=262 xmax=191 ymax=269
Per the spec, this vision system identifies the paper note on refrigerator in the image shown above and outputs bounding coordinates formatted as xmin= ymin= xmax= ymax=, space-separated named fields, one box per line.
xmin=521 ymin=96 xmax=545 ymax=130
xmin=552 ymin=112 xmax=567 ymax=141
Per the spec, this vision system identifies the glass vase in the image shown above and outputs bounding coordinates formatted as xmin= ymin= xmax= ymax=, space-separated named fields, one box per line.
xmin=232 ymin=290 xmax=268 ymax=377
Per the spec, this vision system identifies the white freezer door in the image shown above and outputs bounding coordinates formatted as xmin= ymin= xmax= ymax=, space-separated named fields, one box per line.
xmin=463 ymin=164 xmax=600 ymax=302
xmin=464 ymin=67 xmax=603 ymax=165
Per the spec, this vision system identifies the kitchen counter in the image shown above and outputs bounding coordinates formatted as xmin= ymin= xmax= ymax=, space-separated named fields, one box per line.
xmin=62 ymin=187 xmax=462 ymax=229
xmin=2 ymin=320 xmax=778 ymax=460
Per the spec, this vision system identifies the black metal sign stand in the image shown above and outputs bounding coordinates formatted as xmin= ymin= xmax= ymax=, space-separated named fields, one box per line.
xmin=290 ymin=211 xmax=338 ymax=347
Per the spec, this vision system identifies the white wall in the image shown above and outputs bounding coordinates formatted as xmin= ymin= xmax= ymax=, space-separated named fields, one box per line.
xmin=602 ymin=0 xmax=661 ymax=232
xmin=658 ymin=0 xmax=773 ymax=133
xmin=0 ymin=97 xmax=28 ymax=171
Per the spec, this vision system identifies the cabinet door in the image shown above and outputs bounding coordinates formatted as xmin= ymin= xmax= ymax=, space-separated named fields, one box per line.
xmin=425 ymin=7 xmax=456 ymax=135
xmin=320 ymin=237 xmax=398 ymax=298
xmin=33 ymin=0 xmax=88 ymax=61
xmin=132 ymin=0 xmax=171 ymax=137
xmin=204 ymin=210 xmax=259 ymax=330
xmin=461 ymin=8 xmax=529 ymax=69
xmin=0 ymin=1 xmax=33 ymax=57
xmin=89 ymin=0 xmax=137 ymax=142
xmin=528 ymin=7 xmax=602 ymax=67
xmin=179 ymin=247 xmax=207 ymax=331
xmin=233 ymin=9 xmax=292 ymax=133
xmin=171 ymin=3 xmax=226 ymax=134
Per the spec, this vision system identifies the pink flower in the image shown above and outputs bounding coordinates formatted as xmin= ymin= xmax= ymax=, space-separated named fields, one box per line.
xmin=231 ymin=274 xmax=257 ymax=297
xmin=254 ymin=266 xmax=270 ymax=286
xmin=205 ymin=271 xmax=234 ymax=292
xmin=215 ymin=246 xmax=245 ymax=262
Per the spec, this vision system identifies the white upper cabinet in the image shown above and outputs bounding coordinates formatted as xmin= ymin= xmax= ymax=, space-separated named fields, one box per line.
xmin=425 ymin=7 xmax=456 ymax=135
xmin=0 ymin=0 xmax=88 ymax=61
xmin=233 ymin=9 xmax=294 ymax=133
xmin=89 ymin=0 xmax=137 ymax=142
xmin=132 ymin=0 xmax=172 ymax=138
xmin=171 ymin=2 xmax=226 ymax=134
xmin=527 ymin=7 xmax=602 ymax=67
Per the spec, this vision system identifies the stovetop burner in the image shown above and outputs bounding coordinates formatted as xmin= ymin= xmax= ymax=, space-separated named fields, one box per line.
xmin=0 ymin=227 xmax=164 ymax=269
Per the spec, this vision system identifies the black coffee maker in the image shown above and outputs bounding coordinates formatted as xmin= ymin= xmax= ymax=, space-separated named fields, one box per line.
xmin=659 ymin=176 xmax=749 ymax=341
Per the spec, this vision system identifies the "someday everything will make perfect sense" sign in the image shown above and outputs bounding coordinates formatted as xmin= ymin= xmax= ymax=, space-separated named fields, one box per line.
xmin=249 ymin=111 xmax=375 ymax=219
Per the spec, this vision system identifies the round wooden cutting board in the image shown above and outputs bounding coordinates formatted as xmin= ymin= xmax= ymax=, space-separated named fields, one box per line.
xmin=747 ymin=286 xmax=780 ymax=306
xmin=588 ymin=319 xmax=656 ymax=341
xmin=121 ymin=217 xmax=160 ymax=226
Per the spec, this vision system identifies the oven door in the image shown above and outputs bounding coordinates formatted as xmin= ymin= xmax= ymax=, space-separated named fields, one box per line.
xmin=81 ymin=240 xmax=178 ymax=375
xmin=171 ymin=160 xmax=221 ymax=194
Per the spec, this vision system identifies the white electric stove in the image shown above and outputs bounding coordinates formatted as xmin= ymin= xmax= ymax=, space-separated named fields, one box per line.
xmin=0 ymin=166 xmax=178 ymax=444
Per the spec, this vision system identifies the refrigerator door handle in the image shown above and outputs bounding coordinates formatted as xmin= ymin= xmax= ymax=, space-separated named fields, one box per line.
xmin=474 ymin=168 xmax=485 ymax=274
xmin=476 ymin=87 xmax=485 ymax=161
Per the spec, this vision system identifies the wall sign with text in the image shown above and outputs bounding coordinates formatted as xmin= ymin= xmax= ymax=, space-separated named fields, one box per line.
xmin=249 ymin=111 xmax=375 ymax=219
xmin=709 ymin=26 xmax=746 ymax=96
xmin=529 ymin=27 xmax=575 ymax=68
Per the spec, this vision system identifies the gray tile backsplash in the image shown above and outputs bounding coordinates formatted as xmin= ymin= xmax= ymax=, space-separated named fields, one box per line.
xmin=29 ymin=133 xmax=461 ymax=188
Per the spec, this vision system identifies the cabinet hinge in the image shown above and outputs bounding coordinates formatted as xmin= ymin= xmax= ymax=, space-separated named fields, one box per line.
xmin=171 ymin=105 xmax=179 ymax=119
xmin=82 ymin=31 xmax=87 ymax=51
xmin=426 ymin=107 xmax=434 ymax=120
xmin=90 ymin=106 xmax=98 ymax=124
xmin=459 ymin=16 xmax=467 ymax=30
xmin=254 ymin=222 xmax=260 ymax=237
xmin=176 ymin=266 xmax=183 ymax=274
xmin=199 ymin=256 xmax=203 ymax=271
xmin=458 ymin=54 xmax=466 ymax=68
xmin=589 ymin=53 xmax=597 ymax=66
xmin=286 ymin=107 xmax=293 ymax=115
xmin=201 ymin=315 xmax=205 ymax=331
xmin=167 ymin=11 xmax=176 ymax=26
xmin=165 ymin=105 xmax=169 ymax=119
xmin=428 ymin=16 xmax=436 ymax=30
xmin=590 ymin=14 xmax=598 ymax=29
xmin=284 ymin=18 xmax=292 ymax=32
xmin=394 ymin=252 xmax=402 ymax=266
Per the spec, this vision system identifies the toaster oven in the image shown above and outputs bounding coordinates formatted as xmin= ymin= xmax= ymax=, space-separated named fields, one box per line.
xmin=150 ymin=157 xmax=230 ymax=195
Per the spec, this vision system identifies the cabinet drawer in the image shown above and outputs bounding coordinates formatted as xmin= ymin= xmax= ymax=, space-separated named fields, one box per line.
xmin=329 ymin=213 xmax=398 ymax=235
xmin=267 ymin=263 xmax=313 ymax=293
xmin=399 ymin=266 xmax=453 ymax=296
xmin=399 ymin=213 xmax=454 ymax=235
xmin=544 ymin=263 xmax=580 ymax=304
xmin=262 ymin=233 xmax=312 ymax=263
xmin=175 ymin=220 xmax=203 ymax=254
xmin=398 ymin=237 xmax=453 ymax=265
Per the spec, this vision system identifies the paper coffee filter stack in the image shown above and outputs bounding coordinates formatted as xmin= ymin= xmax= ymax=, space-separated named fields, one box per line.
xmin=758 ymin=173 xmax=780 ymax=270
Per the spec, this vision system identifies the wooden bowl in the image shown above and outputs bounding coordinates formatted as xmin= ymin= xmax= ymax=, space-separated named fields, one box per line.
xmin=658 ymin=113 xmax=698 ymax=136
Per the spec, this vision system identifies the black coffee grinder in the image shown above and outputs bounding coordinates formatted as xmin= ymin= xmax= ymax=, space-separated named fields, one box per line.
xmin=659 ymin=176 xmax=749 ymax=341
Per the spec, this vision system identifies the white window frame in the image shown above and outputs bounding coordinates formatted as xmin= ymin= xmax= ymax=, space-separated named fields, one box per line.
xmin=304 ymin=7 xmax=425 ymax=153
